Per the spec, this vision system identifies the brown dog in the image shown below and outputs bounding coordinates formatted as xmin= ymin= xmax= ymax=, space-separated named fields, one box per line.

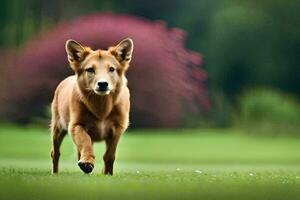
xmin=50 ymin=38 xmax=133 ymax=175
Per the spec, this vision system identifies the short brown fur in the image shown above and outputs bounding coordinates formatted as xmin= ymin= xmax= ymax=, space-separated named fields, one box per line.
xmin=50 ymin=38 xmax=133 ymax=175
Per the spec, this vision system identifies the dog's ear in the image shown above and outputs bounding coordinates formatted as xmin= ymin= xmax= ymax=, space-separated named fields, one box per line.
xmin=65 ymin=39 xmax=87 ymax=63
xmin=110 ymin=38 xmax=134 ymax=65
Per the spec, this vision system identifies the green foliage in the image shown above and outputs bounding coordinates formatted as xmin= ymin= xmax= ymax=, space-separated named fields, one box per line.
xmin=206 ymin=0 xmax=300 ymax=97
xmin=1 ymin=0 xmax=300 ymax=128
xmin=236 ymin=89 xmax=300 ymax=135
xmin=1 ymin=126 xmax=300 ymax=200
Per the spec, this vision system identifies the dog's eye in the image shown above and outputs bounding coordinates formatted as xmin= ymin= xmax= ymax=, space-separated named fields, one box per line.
xmin=85 ymin=68 xmax=95 ymax=74
xmin=109 ymin=67 xmax=115 ymax=72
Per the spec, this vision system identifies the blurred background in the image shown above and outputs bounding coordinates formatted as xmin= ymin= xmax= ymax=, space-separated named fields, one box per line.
xmin=0 ymin=0 xmax=299 ymax=134
xmin=1 ymin=2 xmax=300 ymax=199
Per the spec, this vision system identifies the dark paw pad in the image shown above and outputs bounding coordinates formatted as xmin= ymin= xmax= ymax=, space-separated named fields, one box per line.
xmin=78 ymin=161 xmax=94 ymax=174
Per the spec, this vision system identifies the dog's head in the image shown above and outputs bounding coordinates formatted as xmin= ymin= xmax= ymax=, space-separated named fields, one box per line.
xmin=65 ymin=38 xmax=133 ymax=96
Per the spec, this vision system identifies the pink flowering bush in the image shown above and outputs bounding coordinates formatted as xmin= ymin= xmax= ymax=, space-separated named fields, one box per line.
xmin=0 ymin=13 xmax=209 ymax=127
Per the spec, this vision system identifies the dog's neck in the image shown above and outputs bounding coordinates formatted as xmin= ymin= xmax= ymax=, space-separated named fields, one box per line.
xmin=76 ymin=83 xmax=121 ymax=120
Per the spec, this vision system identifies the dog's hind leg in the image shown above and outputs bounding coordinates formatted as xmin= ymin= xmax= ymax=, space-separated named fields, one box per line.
xmin=50 ymin=122 xmax=66 ymax=174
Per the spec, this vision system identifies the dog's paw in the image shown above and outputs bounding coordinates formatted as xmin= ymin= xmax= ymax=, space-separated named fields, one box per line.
xmin=78 ymin=161 xmax=94 ymax=174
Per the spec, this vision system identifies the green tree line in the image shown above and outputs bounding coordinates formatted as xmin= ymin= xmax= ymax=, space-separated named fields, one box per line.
xmin=1 ymin=0 xmax=299 ymax=127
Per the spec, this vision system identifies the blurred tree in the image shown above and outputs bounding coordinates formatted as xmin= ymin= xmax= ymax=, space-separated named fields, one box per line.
xmin=1 ymin=0 xmax=299 ymax=127
xmin=0 ymin=13 xmax=209 ymax=127
xmin=207 ymin=0 xmax=300 ymax=98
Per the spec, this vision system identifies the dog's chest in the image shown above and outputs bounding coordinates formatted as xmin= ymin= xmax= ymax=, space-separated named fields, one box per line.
xmin=85 ymin=120 xmax=112 ymax=141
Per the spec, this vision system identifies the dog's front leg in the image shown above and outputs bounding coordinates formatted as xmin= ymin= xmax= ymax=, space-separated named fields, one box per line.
xmin=69 ymin=124 xmax=95 ymax=174
xmin=102 ymin=127 xmax=123 ymax=175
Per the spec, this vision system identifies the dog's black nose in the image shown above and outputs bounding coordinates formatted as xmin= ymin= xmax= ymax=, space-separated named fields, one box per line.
xmin=97 ymin=81 xmax=108 ymax=91
xmin=97 ymin=81 xmax=108 ymax=88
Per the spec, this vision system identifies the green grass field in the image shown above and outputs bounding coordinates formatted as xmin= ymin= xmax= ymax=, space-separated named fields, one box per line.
xmin=0 ymin=125 xmax=300 ymax=200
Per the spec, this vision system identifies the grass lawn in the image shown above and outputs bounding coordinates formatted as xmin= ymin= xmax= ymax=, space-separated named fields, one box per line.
xmin=0 ymin=125 xmax=300 ymax=200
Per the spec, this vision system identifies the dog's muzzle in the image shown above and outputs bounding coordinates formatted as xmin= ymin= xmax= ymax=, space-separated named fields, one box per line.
xmin=96 ymin=81 xmax=109 ymax=92
xmin=95 ymin=81 xmax=110 ymax=95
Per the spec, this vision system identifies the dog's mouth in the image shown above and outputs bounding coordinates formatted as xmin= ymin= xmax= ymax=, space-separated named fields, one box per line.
xmin=94 ymin=87 xmax=111 ymax=96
